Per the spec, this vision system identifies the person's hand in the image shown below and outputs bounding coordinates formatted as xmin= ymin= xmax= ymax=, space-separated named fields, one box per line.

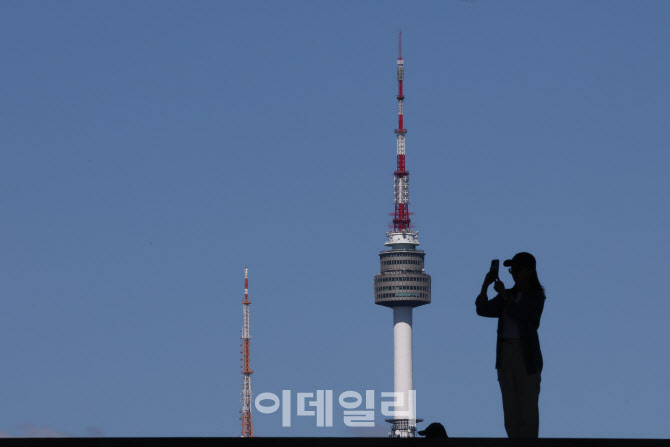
xmin=493 ymin=279 xmax=506 ymax=295
xmin=483 ymin=271 xmax=497 ymax=288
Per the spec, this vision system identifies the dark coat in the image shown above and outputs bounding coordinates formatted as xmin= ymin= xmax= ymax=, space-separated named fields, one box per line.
xmin=476 ymin=287 xmax=545 ymax=374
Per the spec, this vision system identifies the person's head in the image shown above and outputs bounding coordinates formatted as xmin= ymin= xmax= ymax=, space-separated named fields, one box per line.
xmin=418 ymin=422 xmax=448 ymax=438
xmin=503 ymin=252 xmax=544 ymax=293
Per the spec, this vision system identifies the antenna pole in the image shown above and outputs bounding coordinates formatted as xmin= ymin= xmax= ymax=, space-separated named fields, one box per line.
xmin=241 ymin=268 xmax=254 ymax=437
xmin=393 ymin=31 xmax=410 ymax=233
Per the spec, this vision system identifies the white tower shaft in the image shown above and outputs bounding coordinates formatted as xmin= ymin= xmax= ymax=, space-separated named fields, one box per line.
xmin=392 ymin=306 xmax=416 ymax=436
xmin=393 ymin=306 xmax=413 ymax=397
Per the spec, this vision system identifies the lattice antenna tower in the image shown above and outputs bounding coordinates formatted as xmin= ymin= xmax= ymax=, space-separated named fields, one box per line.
xmin=393 ymin=31 xmax=411 ymax=234
xmin=240 ymin=267 xmax=253 ymax=437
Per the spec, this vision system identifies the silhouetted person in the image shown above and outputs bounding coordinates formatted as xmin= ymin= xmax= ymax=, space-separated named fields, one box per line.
xmin=418 ymin=422 xmax=448 ymax=438
xmin=475 ymin=252 xmax=546 ymax=438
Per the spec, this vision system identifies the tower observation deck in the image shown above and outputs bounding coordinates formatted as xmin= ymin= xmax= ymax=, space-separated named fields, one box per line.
xmin=374 ymin=248 xmax=431 ymax=308
xmin=373 ymin=33 xmax=431 ymax=438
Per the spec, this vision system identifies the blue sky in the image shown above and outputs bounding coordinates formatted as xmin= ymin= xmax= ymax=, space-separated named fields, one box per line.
xmin=1 ymin=0 xmax=669 ymax=438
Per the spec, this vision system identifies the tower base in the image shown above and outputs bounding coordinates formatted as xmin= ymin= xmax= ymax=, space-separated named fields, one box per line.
xmin=385 ymin=418 xmax=423 ymax=438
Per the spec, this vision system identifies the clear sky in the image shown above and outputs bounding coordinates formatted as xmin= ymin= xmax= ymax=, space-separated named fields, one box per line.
xmin=1 ymin=0 xmax=669 ymax=439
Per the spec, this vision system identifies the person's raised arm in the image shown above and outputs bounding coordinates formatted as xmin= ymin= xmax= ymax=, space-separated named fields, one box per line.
xmin=475 ymin=272 xmax=504 ymax=317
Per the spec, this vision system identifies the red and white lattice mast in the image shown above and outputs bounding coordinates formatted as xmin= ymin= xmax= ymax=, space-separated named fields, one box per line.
xmin=389 ymin=32 xmax=417 ymax=245
xmin=240 ymin=267 xmax=253 ymax=437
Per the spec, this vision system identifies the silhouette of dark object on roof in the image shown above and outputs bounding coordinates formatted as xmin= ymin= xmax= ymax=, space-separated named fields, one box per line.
xmin=418 ymin=422 xmax=448 ymax=438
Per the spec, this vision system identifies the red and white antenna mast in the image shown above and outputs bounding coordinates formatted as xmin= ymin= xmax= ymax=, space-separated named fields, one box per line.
xmin=240 ymin=267 xmax=253 ymax=437
xmin=388 ymin=31 xmax=418 ymax=246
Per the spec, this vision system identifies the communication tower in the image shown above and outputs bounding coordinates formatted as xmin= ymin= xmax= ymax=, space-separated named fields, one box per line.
xmin=373 ymin=33 xmax=431 ymax=438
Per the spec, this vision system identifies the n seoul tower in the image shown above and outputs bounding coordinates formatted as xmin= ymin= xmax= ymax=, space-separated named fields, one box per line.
xmin=373 ymin=33 xmax=431 ymax=438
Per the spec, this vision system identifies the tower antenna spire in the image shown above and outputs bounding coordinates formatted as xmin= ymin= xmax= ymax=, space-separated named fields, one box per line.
xmin=392 ymin=30 xmax=410 ymax=235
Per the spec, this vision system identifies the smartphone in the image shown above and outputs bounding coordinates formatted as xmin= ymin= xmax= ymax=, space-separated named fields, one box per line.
xmin=489 ymin=259 xmax=499 ymax=278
